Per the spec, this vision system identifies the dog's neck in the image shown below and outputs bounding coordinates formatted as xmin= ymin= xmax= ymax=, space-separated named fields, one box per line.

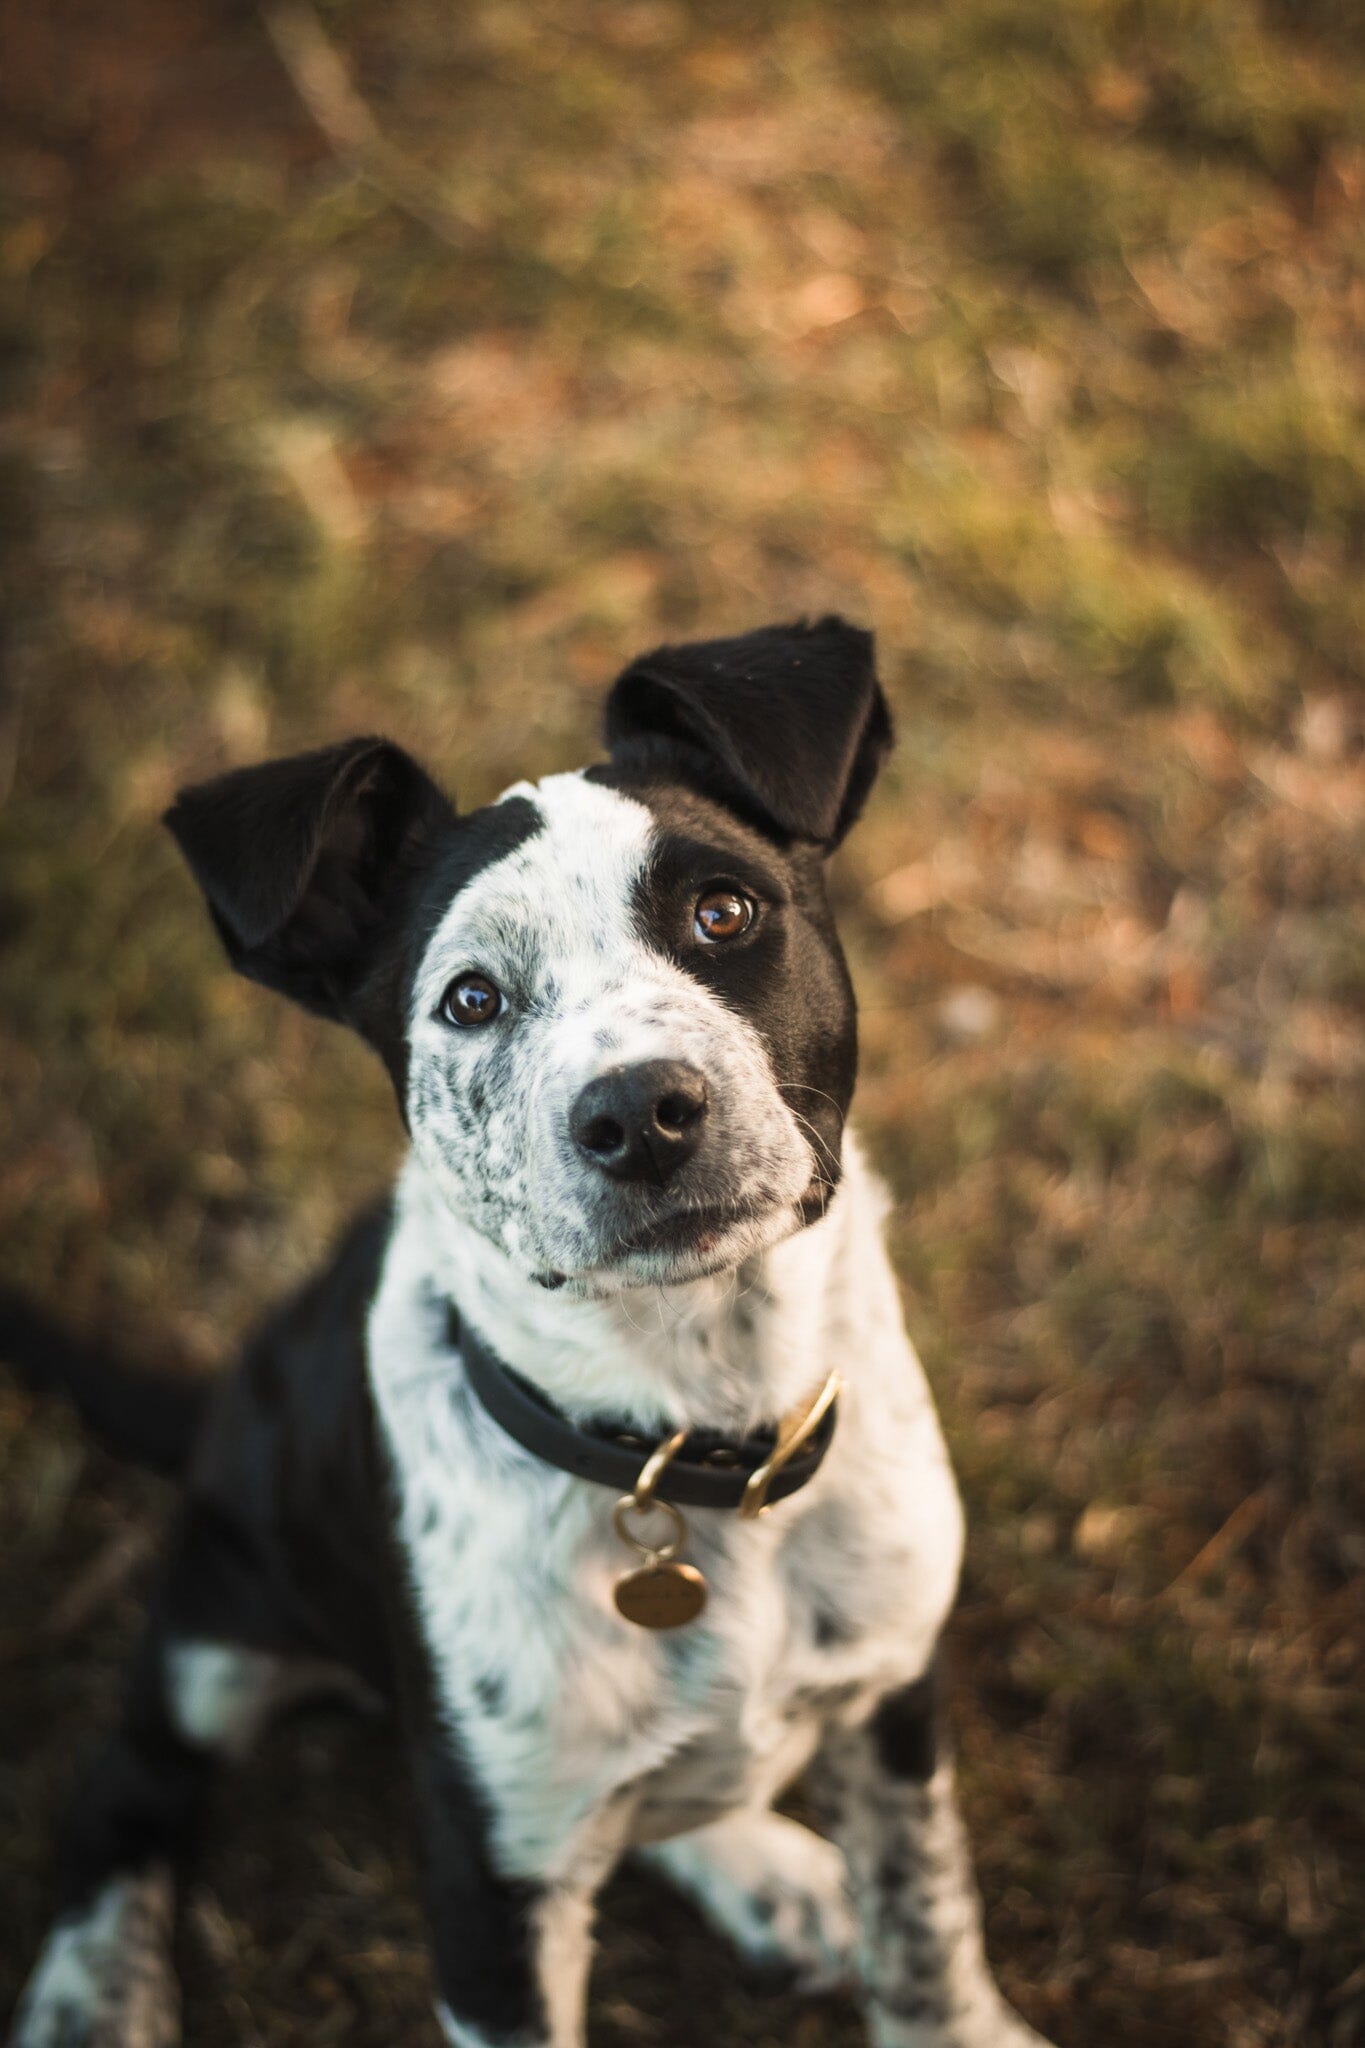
xmin=391 ymin=1144 xmax=873 ymax=1436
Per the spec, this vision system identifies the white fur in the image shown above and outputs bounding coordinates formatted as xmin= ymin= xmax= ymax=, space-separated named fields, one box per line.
xmin=9 ymin=1869 xmax=178 ymax=2048
xmin=166 ymin=1642 xmax=285 ymax=1760
xmin=165 ymin=1641 xmax=371 ymax=1761
xmin=641 ymin=1808 xmax=857 ymax=1987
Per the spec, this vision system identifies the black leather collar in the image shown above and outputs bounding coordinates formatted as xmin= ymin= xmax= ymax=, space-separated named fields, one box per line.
xmin=451 ymin=1304 xmax=838 ymax=1512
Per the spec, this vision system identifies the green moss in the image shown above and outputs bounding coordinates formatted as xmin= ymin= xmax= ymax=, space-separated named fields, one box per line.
xmin=1130 ymin=359 xmax=1365 ymax=550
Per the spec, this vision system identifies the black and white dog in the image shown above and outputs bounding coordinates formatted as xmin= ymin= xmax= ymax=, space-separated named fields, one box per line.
xmin=8 ymin=619 xmax=1053 ymax=2048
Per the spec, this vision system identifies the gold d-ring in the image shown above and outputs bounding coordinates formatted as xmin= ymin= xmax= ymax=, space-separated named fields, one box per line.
xmin=613 ymin=1493 xmax=688 ymax=1561
xmin=739 ymin=1370 xmax=841 ymax=1520
xmin=630 ymin=1426 xmax=689 ymax=1509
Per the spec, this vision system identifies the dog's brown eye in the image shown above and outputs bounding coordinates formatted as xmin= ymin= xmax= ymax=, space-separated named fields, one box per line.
xmin=441 ymin=972 xmax=503 ymax=1027
xmin=694 ymin=888 xmax=755 ymax=943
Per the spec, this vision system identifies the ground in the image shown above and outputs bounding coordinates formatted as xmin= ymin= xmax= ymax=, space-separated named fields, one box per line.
xmin=1 ymin=3 xmax=1363 ymax=2044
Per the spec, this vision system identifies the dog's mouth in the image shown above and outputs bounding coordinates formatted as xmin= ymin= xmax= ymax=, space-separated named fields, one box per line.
xmin=548 ymin=1173 xmax=837 ymax=1294
xmin=603 ymin=1174 xmax=832 ymax=1274
xmin=530 ymin=1189 xmax=821 ymax=1295
xmin=613 ymin=1202 xmax=761 ymax=1260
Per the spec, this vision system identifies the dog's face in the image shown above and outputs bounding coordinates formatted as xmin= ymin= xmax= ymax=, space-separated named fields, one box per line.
xmin=401 ymin=769 xmax=852 ymax=1291
xmin=166 ymin=619 xmax=891 ymax=1294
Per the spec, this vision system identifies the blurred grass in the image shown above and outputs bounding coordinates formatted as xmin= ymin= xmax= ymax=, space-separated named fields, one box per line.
xmin=1 ymin=2 xmax=1363 ymax=2044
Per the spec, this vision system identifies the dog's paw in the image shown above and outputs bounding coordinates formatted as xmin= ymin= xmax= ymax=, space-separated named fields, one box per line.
xmin=989 ymin=2012 xmax=1055 ymax=2048
xmin=642 ymin=1809 xmax=857 ymax=1992
xmin=869 ymin=1998 xmax=1056 ymax=2048
xmin=9 ymin=1870 xmax=179 ymax=2048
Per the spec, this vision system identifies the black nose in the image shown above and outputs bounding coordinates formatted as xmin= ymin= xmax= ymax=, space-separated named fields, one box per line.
xmin=570 ymin=1060 xmax=709 ymax=1186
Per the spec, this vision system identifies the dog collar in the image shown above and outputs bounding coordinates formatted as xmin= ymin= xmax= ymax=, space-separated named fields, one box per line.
xmin=451 ymin=1304 xmax=840 ymax=1518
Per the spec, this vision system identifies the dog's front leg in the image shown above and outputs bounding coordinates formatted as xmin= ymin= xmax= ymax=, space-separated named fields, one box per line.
xmin=413 ymin=1739 xmax=604 ymax=2048
xmin=813 ymin=1670 xmax=1055 ymax=2048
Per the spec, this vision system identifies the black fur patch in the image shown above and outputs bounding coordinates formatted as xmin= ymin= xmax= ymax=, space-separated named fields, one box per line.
xmin=868 ymin=1665 xmax=939 ymax=1784
xmin=164 ymin=739 xmax=456 ymax=1027
xmin=410 ymin=1732 xmax=548 ymax=2043
xmin=587 ymin=773 xmax=857 ymax=1201
xmin=603 ymin=616 xmax=891 ymax=848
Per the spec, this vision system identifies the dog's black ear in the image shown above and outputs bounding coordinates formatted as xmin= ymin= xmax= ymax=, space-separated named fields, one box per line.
xmin=164 ymin=738 xmax=455 ymax=1020
xmin=604 ymin=615 xmax=891 ymax=848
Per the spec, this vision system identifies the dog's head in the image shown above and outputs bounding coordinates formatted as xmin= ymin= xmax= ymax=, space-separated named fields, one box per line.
xmin=166 ymin=618 xmax=891 ymax=1295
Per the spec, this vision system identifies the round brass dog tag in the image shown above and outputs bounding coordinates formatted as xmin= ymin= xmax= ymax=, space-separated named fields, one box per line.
xmin=613 ymin=1559 xmax=708 ymax=1630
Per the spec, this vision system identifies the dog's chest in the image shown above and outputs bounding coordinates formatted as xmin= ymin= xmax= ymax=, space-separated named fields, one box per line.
xmin=369 ymin=1157 xmax=964 ymax=1881
xmin=379 ymin=1365 xmax=949 ymax=1882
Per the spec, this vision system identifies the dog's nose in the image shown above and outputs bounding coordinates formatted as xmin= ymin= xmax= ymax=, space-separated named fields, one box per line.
xmin=570 ymin=1060 xmax=709 ymax=1186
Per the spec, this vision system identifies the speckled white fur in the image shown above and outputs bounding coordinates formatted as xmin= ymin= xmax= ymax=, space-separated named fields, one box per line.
xmin=373 ymin=1135 xmax=961 ymax=1865
xmin=404 ymin=773 xmax=816 ymax=1296
xmin=641 ymin=1809 xmax=857 ymax=1986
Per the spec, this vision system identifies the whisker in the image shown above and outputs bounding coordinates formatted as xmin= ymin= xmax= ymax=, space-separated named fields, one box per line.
xmin=784 ymin=1101 xmax=842 ymax=1176
xmin=782 ymin=1081 xmax=848 ymax=1126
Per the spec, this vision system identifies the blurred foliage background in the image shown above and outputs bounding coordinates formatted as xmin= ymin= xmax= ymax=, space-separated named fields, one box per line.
xmin=1 ymin=2 xmax=1363 ymax=2044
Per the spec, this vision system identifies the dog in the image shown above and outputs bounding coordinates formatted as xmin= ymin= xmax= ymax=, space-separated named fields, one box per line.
xmin=7 ymin=617 xmax=1053 ymax=2048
